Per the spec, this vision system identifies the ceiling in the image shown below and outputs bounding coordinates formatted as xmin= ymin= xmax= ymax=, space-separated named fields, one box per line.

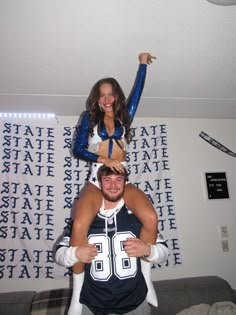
xmin=0 ymin=0 xmax=236 ymax=119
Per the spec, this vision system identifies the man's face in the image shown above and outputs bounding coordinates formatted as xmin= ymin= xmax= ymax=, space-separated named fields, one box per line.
xmin=100 ymin=174 xmax=125 ymax=202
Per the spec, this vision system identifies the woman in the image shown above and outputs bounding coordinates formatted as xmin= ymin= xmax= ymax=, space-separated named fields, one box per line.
xmin=69 ymin=52 xmax=158 ymax=314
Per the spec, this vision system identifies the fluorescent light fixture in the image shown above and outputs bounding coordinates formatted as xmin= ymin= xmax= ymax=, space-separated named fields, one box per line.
xmin=207 ymin=0 xmax=236 ymax=5
xmin=0 ymin=113 xmax=55 ymax=119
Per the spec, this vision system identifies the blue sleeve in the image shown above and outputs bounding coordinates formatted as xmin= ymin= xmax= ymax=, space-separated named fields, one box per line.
xmin=126 ymin=64 xmax=147 ymax=122
xmin=72 ymin=111 xmax=99 ymax=162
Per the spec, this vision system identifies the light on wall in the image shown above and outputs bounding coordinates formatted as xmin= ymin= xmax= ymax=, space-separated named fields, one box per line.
xmin=0 ymin=113 xmax=55 ymax=119
xmin=207 ymin=0 xmax=236 ymax=5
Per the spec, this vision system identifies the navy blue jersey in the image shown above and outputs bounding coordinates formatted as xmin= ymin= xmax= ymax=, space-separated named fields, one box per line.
xmin=80 ymin=205 xmax=148 ymax=314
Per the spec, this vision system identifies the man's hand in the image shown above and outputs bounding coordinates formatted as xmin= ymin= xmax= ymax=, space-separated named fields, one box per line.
xmin=123 ymin=238 xmax=151 ymax=258
xmin=75 ymin=244 xmax=97 ymax=263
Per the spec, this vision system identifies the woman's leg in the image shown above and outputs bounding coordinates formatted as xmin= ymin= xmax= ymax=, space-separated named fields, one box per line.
xmin=68 ymin=273 xmax=85 ymax=315
xmin=124 ymin=183 xmax=158 ymax=244
xmin=68 ymin=183 xmax=102 ymax=314
xmin=70 ymin=182 xmax=103 ymax=274
xmin=124 ymin=183 xmax=158 ymax=307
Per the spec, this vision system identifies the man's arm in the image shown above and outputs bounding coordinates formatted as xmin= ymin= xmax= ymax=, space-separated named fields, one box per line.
xmin=123 ymin=233 xmax=169 ymax=265
xmin=55 ymin=225 xmax=97 ymax=267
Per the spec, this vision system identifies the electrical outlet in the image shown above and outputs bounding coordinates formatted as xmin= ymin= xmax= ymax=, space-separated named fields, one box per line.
xmin=222 ymin=240 xmax=229 ymax=252
xmin=220 ymin=226 xmax=228 ymax=238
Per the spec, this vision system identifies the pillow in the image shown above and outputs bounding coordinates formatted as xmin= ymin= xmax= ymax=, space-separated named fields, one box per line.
xmin=177 ymin=302 xmax=236 ymax=315
xmin=31 ymin=288 xmax=72 ymax=315
xmin=209 ymin=302 xmax=236 ymax=315
xmin=176 ymin=303 xmax=210 ymax=315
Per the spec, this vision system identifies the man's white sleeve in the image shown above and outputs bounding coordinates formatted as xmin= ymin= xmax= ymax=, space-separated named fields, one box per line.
xmin=55 ymin=236 xmax=79 ymax=267
xmin=146 ymin=233 xmax=169 ymax=264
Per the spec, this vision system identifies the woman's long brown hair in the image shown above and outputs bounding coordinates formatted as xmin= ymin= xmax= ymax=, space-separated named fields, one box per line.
xmin=86 ymin=77 xmax=132 ymax=143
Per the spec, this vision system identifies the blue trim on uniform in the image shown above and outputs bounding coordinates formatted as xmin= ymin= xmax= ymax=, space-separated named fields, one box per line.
xmin=72 ymin=64 xmax=147 ymax=161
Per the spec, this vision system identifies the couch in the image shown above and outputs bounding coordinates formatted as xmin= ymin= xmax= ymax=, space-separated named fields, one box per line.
xmin=0 ymin=276 xmax=235 ymax=315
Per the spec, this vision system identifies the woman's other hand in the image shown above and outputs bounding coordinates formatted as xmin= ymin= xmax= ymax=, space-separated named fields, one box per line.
xmin=98 ymin=156 xmax=125 ymax=173
xmin=105 ymin=158 xmax=125 ymax=173
xmin=139 ymin=52 xmax=156 ymax=65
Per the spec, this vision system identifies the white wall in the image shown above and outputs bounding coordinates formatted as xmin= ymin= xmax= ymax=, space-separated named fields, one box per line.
xmin=1 ymin=116 xmax=236 ymax=293
xmin=142 ymin=117 xmax=236 ymax=288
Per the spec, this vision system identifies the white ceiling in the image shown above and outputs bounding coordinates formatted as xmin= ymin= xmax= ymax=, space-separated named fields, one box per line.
xmin=0 ymin=0 xmax=236 ymax=118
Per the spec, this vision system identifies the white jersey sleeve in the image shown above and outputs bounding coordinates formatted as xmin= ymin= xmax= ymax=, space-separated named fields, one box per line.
xmin=147 ymin=233 xmax=169 ymax=264
xmin=55 ymin=235 xmax=79 ymax=267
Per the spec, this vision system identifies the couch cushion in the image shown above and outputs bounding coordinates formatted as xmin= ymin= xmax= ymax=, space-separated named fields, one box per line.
xmin=31 ymin=288 xmax=72 ymax=315
xmin=151 ymin=276 xmax=234 ymax=315
xmin=0 ymin=291 xmax=36 ymax=315
xmin=176 ymin=303 xmax=211 ymax=315
xmin=177 ymin=301 xmax=236 ymax=315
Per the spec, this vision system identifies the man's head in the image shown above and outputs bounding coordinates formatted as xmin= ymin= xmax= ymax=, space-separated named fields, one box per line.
xmin=97 ymin=165 xmax=128 ymax=202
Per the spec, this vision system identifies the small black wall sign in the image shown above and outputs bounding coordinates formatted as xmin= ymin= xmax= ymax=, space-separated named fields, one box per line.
xmin=205 ymin=172 xmax=229 ymax=199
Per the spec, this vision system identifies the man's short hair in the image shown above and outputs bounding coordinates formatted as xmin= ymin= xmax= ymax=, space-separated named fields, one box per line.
xmin=97 ymin=165 xmax=128 ymax=183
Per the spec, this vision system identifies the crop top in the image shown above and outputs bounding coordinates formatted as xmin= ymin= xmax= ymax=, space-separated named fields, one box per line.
xmin=72 ymin=63 xmax=147 ymax=162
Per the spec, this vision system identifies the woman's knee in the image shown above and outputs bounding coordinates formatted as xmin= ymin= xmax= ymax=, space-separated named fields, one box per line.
xmin=80 ymin=183 xmax=102 ymax=205
xmin=73 ymin=184 xmax=102 ymax=217
xmin=149 ymin=210 xmax=158 ymax=223
xmin=141 ymin=210 xmax=158 ymax=229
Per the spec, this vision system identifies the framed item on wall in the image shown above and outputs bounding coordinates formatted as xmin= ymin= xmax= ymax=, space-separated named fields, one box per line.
xmin=204 ymin=172 xmax=229 ymax=200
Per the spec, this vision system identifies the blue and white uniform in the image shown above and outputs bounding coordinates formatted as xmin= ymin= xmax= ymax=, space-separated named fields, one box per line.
xmin=72 ymin=64 xmax=147 ymax=188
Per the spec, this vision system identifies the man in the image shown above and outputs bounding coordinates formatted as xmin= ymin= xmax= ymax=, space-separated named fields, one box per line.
xmin=56 ymin=166 xmax=169 ymax=315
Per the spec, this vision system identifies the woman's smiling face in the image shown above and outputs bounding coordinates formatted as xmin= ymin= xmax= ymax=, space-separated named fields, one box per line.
xmin=98 ymin=83 xmax=115 ymax=113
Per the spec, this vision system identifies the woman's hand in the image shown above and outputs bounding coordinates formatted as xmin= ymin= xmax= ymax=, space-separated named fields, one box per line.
xmin=98 ymin=156 xmax=125 ymax=172
xmin=103 ymin=158 xmax=125 ymax=173
xmin=139 ymin=52 xmax=156 ymax=65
